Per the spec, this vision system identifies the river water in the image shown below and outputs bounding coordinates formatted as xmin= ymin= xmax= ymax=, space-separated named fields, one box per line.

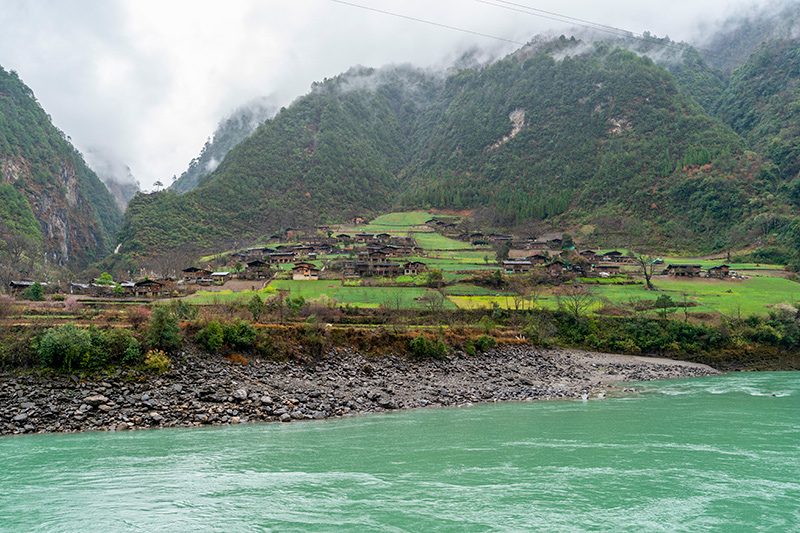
xmin=0 ymin=372 xmax=798 ymax=532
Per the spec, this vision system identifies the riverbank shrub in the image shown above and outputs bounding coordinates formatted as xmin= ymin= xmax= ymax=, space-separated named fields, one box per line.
xmin=37 ymin=324 xmax=93 ymax=371
xmin=474 ymin=334 xmax=496 ymax=352
xmin=196 ymin=320 xmax=224 ymax=351
xmin=146 ymin=307 xmax=181 ymax=352
xmin=408 ymin=334 xmax=447 ymax=360
xmin=143 ymin=349 xmax=171 ymax=373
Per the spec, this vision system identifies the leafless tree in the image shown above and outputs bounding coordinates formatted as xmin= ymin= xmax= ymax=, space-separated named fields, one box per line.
xmin=557 ymin=284 xmax=595 ymax=320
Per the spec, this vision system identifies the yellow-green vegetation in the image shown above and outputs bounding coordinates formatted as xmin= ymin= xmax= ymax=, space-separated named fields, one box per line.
xmin=186 ymin=287 xmax=275 ymax=303
xmin=592 ymin=276 xmax=800 ymax=317
xmin=270 ymin=280 xmax=455 ymax=309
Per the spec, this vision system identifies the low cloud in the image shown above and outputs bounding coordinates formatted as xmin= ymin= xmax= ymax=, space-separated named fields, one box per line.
xmin=0 ymin=0 xmax=777 ymax=190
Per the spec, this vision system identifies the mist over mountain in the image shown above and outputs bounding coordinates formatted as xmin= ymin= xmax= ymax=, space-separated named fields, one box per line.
xmin=113 ymin=31 xmax=798 ymax=265
xmin=85 ymin=149 xmax=140 ymax=211
xmin=170 ymin=97 xmax=278 ymax=193
xmin=698 ymin=0 xmax=800 ymax=72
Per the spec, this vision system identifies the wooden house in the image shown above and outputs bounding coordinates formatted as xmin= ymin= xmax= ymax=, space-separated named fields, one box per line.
xmin=292 ymin=262 xmax=319 ymax=280
xmin=371 ymin=262 xmax=402 ymax=277
xmin=708 ymin=265 xmax=730 ymax=278
xmin=133 ymin=279 xmax=164 ymax=298
xmin=546 ymin=260 xmax=568 ymax=277
xmin=182 ymin=267 xmax=212 ymax=282
xmin=503 ymin=260 xmax=532 ymax=274
xmin=267 ymin=252 xmax=295 ymax=264
xmin=527 ymin=254 xmax=549 ymax=265
xmin=211 ymin=271 xmax=231 ymax=283
xmin=354 ymin=233 xmax=375 ymax=243
xmin=593 ymin=264 xmax=620 ymax=276
xmin=403 ymin=261 xmax=427 ymax=276
xmin=245 ymin=260 xmax=271 ymax=279
xmin=667 ymin=264 xmax=702 ymax=277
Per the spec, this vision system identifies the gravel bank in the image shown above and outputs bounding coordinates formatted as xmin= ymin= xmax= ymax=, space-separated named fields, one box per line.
xmin=0 ymin=346 xmax=719 ymax=436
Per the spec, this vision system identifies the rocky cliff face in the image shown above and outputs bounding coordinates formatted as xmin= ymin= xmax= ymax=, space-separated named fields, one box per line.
xmin=0 ymin=66 xmax=123 ymax=270
xmin=2 ymin=155 xmax=105 ymax=265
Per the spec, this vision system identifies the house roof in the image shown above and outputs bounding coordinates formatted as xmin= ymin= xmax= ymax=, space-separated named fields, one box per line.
xmin=211 ymin=271 xmax=230 ymax=276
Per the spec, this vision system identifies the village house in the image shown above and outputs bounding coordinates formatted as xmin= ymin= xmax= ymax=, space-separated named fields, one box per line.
xmin=292 ymin=262 xmax=320 ymax=280
xmin=354 ymin=233 xmax=375 ymax=243
xmin=579 ymin=250 xmax=599 ymax=262
xmin=267 ymin=251 xmax=295 ymax=264
xmin=666 ymin=264 xmax=702 ymax=277
xmin=527 ymin=254 xmax=550 ymax=265
xmin=707 ymin=264 xmax=731 ymax=278
xmin=244 ymin=260 xmax=271 ymax=280
xmin=211 ymin=271 xmax=231 ymax=283
xmin=133 ymin=279 xmax=164 ymax=298
xmin=182 ymin=267 xmax=212 ymax=283
xmin=593 ymin=264 xmax=621 ymax=276
xmin=546 ymin=260 xmax=568 ymax=277
xmin=503 ymin=260 xmax=533 ymax=274
xmin=403 ymin=261 xmax=427 ymax=276
xmin=371 ymin=262 xmax=402 ymax=277
xmin=8 ymin=281 xmax=48 ymax=295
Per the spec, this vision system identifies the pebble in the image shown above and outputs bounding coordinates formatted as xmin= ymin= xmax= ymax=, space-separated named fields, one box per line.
xmin=0 ymin=346 xmax=718 ymax=436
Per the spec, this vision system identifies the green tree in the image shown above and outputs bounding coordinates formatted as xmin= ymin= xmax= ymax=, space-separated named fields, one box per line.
xmin=23 ymin=282 xmax=44 ymax=301
xmin=146 ymin=307 xmax=182 ymax=352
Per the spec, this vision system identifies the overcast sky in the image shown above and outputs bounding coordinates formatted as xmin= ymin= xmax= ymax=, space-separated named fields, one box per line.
xmin=0 ymin=0 xmax=772 ymax=190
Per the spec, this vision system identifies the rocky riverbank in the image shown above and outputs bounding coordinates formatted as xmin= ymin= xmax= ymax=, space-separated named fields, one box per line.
xmin=0 ymin=346 xmax=719 ymax=436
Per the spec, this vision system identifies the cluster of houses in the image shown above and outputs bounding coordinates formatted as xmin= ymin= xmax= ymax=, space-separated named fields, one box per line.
xmin=502 ymin=249 xmax=638 ymax=277
xmin=665 ymin=264 xmax=737 ymax=278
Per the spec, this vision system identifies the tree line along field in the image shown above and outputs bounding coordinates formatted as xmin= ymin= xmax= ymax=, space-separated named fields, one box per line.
xmin=174 ymin=211 xmax=800 ymax=321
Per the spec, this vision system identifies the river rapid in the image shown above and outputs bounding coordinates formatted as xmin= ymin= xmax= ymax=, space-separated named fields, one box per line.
xmin=0 ymin=372 xmax=798 ymax=532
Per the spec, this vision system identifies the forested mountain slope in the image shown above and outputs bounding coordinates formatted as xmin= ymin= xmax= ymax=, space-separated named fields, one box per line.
xmin=715 ymin=39 xmax=800 ymax=184
xmin=0 ymin=67 xmax=123 ymax=271
xmin=119 ymin=66 xmax=441 ymax=255
xmin=170 ymin=98 xmax=277 ymax=193
xmin=118 ymin=39 xmax=795 ymax=260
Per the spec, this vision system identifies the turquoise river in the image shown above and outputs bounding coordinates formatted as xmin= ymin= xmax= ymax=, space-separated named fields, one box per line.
xmin=0 ymin=372 xmax=798 ymax=532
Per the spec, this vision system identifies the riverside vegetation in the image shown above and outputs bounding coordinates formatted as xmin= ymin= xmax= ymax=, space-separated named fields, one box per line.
xmin=0 ymin=281 xmax=796 ymax=434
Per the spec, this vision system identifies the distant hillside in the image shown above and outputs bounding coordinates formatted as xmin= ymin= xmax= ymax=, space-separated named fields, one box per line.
xmin=0 ymin=66 xmax=123 ymax=271
xmin=170 ymin=98 xmax=277 ymax=193
xmin=117 ymin=38 xmax=800 ymax=263
xmin=699 ymin=1 xmax=800 ymax=72
xmin=118 ymin=65 xmax=441 ymax=256
xmin=715 ymin=39 xmax=800 ymax=182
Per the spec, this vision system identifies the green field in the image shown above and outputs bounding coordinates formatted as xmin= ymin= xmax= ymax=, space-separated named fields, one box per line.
xmin=270 ymin=280 xmax=456 ymax=309
xmin=591 ymin=275 xmax=800 ymax=316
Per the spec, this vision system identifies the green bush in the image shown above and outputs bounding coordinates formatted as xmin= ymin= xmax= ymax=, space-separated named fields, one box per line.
xmin=24 ymin=282 xmax=44 ymax=301
xmin=474 ymin=334 xmax=496 ymax=352
xmin=408 ymin=334 xmax=447 ymax=360
xmin=146 ymin=307 xmax=182 ymax=352
xmin=103 ymin=327 xmax=142 ymax=366
xmin=37 ymin=324 xmax=93 ymax=371
xmin=223 ymin=320 xmax=257 ymax=350
xmin=196 ymin=321 xmax=224 ymax=351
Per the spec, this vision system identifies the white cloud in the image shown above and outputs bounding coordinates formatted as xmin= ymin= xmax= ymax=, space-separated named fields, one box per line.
xmin=0 ymin=0 xmax=776 ymax=189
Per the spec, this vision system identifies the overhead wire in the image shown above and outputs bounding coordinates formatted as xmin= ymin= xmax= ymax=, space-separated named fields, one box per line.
xmin=329 ymin=0 xmax=526 ymax=46
xmin=329 ymin=0 xmax=721 ymax=60
xmin=476 ymin=0 xmax=723 ymax=58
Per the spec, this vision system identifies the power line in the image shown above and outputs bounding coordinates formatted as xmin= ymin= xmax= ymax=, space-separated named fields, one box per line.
xmin=329 ymin=0 xmax=526 ymax=46
xmin=477 ymin=0 xmax=721 ymax=58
